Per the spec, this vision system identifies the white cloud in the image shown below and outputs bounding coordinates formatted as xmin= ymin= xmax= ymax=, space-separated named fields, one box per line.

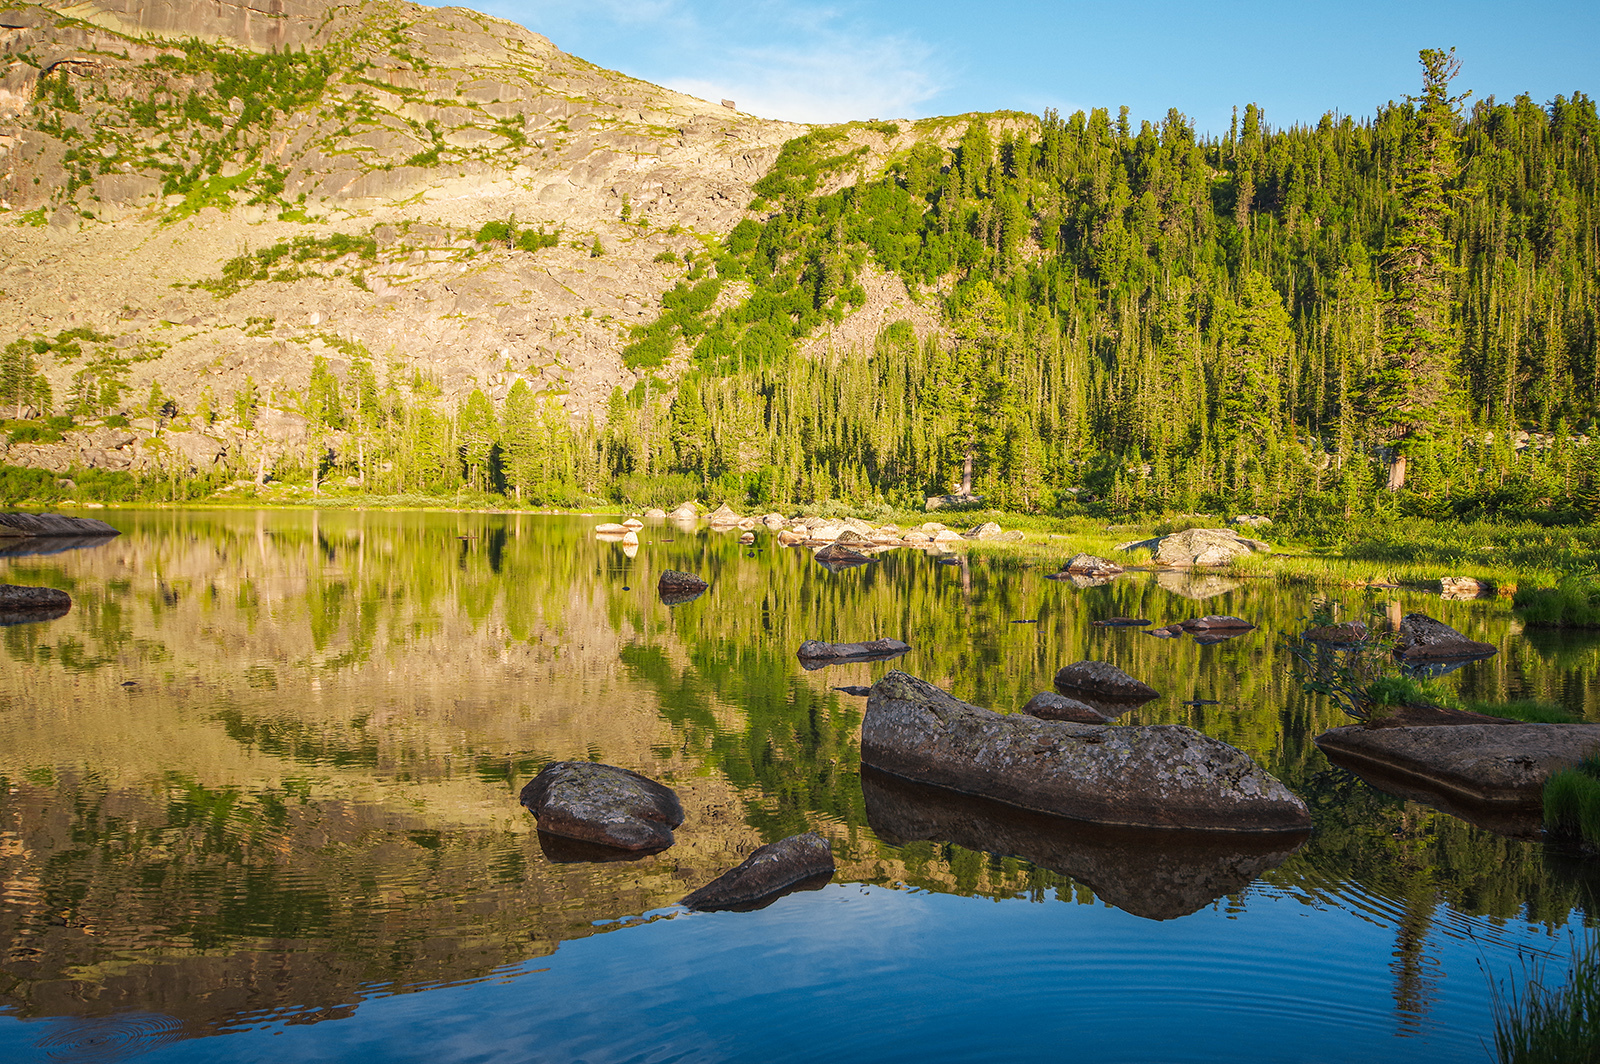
xmin=665 ymin=35 xmax=942 ymax=123
xmin=453 ymin=0 xmax=945 ymax=124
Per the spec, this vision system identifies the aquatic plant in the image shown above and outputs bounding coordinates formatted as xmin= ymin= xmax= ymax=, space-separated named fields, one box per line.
xmin=1466 ymin=699 xmax=1581 ymax=724
xmin=1492 ymin=934 xmax=1600 ymax=1064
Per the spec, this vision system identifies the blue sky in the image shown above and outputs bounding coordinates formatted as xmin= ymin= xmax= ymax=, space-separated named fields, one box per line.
xmin=442 ymin=0 xmax=1600 ymax=133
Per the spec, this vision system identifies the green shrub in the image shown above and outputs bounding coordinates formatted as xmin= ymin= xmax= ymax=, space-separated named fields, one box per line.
xmin=1365 ymin=674 xmax=1461 ymax=710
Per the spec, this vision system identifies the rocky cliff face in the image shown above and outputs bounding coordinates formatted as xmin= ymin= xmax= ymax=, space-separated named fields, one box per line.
xmin=0 ymin=0 xmax=810 ymax=472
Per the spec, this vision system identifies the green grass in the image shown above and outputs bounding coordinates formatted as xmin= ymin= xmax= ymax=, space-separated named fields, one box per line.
xmin=1466 ymin=699 xmax=1582 ymax=723
xmin=1514 ymin=575 xmax=1600 ymax=628
xmin=1543 ymin=754 xmax=1600 ymax=850
xmin=1364 ymin=674 xmax=1462 ymax=711
xmin=1493 ymin=934 xmax=1600 ymax=1064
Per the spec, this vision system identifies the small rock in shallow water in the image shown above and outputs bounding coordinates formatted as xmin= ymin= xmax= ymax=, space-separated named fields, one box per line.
xmin=833 ymin=686 xmax=872 ymax=696
xmin=519 ymin=762 xmax=684 ymax=853
xmin=1054 ymin=660 xmax=1159 ymax=703
xmin=682 ymin=833 xmax=835 ymax=912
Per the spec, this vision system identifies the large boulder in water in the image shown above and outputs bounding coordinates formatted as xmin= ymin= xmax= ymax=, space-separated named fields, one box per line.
xmin=706 ymin=502 xmax=741 ymax=526
xmin=1116 ymin=527 xmax=1270 ymax=567
xmin=1054 ymin=661 xmax=1158 ymax=703
xmin=863 ymin=768 xmax=1305 ymax=920
xmin=1395 ymin=613 xmax=1497 ymax=660
xmin=681 ymin=833 xmax=835 ymax=911
xmin=519 ymin=762 xmax=685 ymax=852
xmin=814 ymin=542 xmax=872 ymax=569
xmin=861 ymin=671 xmax=1311 ymax=833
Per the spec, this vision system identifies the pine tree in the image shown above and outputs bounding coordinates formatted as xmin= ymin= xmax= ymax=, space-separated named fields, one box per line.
xmin=1368 ymin=48 xmax=1470 ymax=490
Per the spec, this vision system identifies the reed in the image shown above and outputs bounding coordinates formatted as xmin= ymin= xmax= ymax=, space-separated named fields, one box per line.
xmin=1492 ymin=934 xmax=1600 ymax=1064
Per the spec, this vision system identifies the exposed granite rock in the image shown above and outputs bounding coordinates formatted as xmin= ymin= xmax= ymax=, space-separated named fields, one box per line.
xmin=861 ymin=671 xmax=1311 ymax=832
xmin=1117 ymin=528 xmax=1271 ymax=567
xmin=813 ymin=542 xmax=872 ymax=569
xmin=518 ymin=761 xmax=684 ymax=852
xmin=680 ymin=833 xmax=834 ymax=911
xmin=1315 ymin=723 xmax=1600 ymax=807
xmin=1178 ymin=615 xmax=1254 ymax=632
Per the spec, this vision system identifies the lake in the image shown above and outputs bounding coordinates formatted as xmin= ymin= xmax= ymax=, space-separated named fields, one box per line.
xmin=1 ymin=510 xmax=1597 ymax=1063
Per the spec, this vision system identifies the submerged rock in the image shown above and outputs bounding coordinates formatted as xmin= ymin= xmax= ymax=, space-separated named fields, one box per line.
xmin=1178 ymin=615 xmax=1254 ymax=632
xmin=519 ymin=762 xmax=685 ymax=853
xmin=1054 ymin=660 xmax=1159 ymax=703
xmin=796 ymin=638 xmax=911 ymax=669
xmin=1302 ymin=621 xmax=1369 ymax=644
xmin=1092 ymin=618 xmax=1151 ymax=627
xmin=1021 ymin=692 xmax=1115 ymax=724
xmin=1395 ymin=613 xmax=1497 ymax=660
xmin=681 ymin=833 xmax=835 ymax=911
xmin=862 ymin=671 xmax=1311 ymax=833
xmin=863 ymin=769 xmax=1306 ymax=920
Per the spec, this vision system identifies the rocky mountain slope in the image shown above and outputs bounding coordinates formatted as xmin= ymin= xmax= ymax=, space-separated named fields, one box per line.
xmin=1 ymin=0 xmax=818 ymax=474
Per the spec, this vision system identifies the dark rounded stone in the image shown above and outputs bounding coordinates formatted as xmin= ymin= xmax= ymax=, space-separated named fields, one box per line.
xmin=519 ymin=762 xmax=684 ymax=853
xmin=681 ymin=833 xmax=835 ymax=911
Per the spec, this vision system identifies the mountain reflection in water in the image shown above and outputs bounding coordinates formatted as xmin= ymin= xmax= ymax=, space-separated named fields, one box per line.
xmin=0 ymin=509 xmax=1597 ymax=1062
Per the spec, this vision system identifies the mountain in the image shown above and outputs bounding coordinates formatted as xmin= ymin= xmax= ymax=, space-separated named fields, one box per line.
xmin=0 ymin=0 xmax=816 ymax=477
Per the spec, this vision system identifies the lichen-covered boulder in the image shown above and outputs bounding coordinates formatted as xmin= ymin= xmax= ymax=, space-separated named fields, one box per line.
xmin=1117 ymin=528 xmax=1270 ymax=567
xmin=657 ymin=570 xmax=708 ymax=605
xmin=681 ymin=833 xmax=835 ymax=911
xmin=519 ymin=762 xmax=685 ymax=852
xmin=1020 ymin=692 xmax=1115 ymax=724
xmin=862 ymin=671 xmax=1311 ymax=832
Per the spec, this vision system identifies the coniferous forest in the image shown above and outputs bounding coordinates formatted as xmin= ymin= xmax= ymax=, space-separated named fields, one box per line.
xmin=5 ymin=52 xmax=1598 ymax=527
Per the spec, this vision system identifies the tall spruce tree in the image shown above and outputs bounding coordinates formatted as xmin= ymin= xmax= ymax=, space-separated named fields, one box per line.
xmin=1369 ymin=48 xmax=1469 ymax=490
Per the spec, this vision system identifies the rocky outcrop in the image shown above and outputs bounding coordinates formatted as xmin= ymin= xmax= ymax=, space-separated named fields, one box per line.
xmin=657 ymin=569 xmax=707 ymax=605
xmin=0 ymin=512 xmax=119 ymax=537
xmin=1314 ymin=723 xmax=1600 ymax=807
xmin=1395 ymin=613 xmax=1497 ymax=660
xmin=1053 ymin=661 xmax=1158 ymax=704
xmin=1116 ymin=528 xmax=1270 ymax=567
xmin=863 ymin=769 xmax=1306 ymax=920
xmin=680 ymin=833 xmax=834 ymax=912
xmin=796 ymin=638 xmax=911 ymax=669
xmin=1020 ymin=692 xmax=1114 ymax=724
xmin=518 ymin=761 xmax=685 ymax=852
xmin=861 ymin=671 xmax=1311 ymax=832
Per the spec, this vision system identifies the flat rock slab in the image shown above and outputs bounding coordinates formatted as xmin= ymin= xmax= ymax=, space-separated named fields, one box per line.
xmin=0 ymin=513 xmax=120 ymax=537
xmin=1315 ymin=723 xmax=1600 ymax=806
xmin=863 ymin=768 xmax=1305 ymax=921
xmin=796 ymin=638 xmax=911 ymax=670
xmin=681 ymin=833 xmax=835 ymax=912
xmin=1116 ymin=528 xmax=1270 ymax=567
xmin=863 ymin=671 xmax=1311 ymax=833
xmin=519 ymin=762 xmax=685 ymax=853
xmin=1179 ymin=615 xmax=1254 ymax=631
xmin=1054 ymin=660 xmax=1158 ymax=703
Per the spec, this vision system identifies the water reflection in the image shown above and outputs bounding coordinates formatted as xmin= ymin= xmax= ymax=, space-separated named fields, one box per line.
xmin=0 ymin=509 xmax=1595 ymax=1057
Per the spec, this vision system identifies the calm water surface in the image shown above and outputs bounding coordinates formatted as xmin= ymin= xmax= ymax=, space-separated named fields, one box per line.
xmin=1 ymin=510 xmax=1597 ymax=1063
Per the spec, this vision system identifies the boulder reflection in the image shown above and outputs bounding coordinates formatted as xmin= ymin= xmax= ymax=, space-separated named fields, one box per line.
xmin=862 ymin=768 xmax=1307 ymax=920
